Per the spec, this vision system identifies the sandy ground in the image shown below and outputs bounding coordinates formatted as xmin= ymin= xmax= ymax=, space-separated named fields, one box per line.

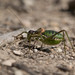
xmin=0 ymin=0 xmax=75 ymax=75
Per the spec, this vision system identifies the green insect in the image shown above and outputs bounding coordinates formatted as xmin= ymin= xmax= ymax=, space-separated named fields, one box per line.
xmin=8 ymin=8 xmax=74 ymax=54
xmin=16 ymin=28 xmax=74 ymax=54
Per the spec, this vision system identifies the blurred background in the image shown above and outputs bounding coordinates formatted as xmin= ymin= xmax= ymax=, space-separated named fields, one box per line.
xmin=0 ymin=0 xmax=75 ymax=37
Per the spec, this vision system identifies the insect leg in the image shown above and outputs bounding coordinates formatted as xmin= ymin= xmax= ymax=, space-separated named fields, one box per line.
xmin=63 ymin=30 xmax=74 ymax=52
xmin=30 ymin=35 xmax=44 ymax=48
xmin=63 ymin=31 xmax=66 ymax=54
xmin=51 ymin=30 xmax=74 ymax=52
xmin=71 ymin=37 xmax=75 ymax=46
xmin=14 ymin=31 xmax=28 ymax=40
xmin=18 ymin=31 xmax=28 ymax=36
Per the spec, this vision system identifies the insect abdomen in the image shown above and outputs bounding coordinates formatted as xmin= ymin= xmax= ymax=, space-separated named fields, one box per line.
xmin=40 ymin=38 xmax=62 ymax=45
xmin=42 ymin=30 xmax=63 ymax=39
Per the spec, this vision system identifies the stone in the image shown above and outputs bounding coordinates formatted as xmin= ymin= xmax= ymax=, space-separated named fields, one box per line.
xmin=33 ymin=49 xmax=38 ymax=53
xmin=13 ymin=50 xmax=23 ymax=56
xmin=57 ymin=48 xmax=63 ymax=53
xmin=2 ymin=59 xmax=16 ymax=66
xmin=14 ymin=70 xmax=23 ymax=75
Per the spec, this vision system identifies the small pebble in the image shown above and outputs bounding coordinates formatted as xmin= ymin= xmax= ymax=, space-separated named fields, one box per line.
xmin=13 ymin=50 xmax=23 ymax=56
xmin=33 ymin=49 xmax=38 ymax=53
xmin=22 ymin=33 xmax=27 ymax=38
xmin=71 ymin=52 xmax=75 ymax=57
xmin=58 ymin=55 xmax=63 ymax=59
xmin=55 ymin=55 xmax=58 ymax=59
xmin=66 ymin=55 xmax=70 ymax=58
xmin=2 ymin=59 xmax=16 ymax=66
xmin=24 ymin=0 xmax=34 ymax=7
xmin=66 ymin=55 xmax=74 ymax=60
xmin=14 ymin=70 xmax=23 ymax=75
xmin=57 ymin=48 xmax=62 ymax=53
xmin=57 ymin=64 xmax=73 ymax=72
xmin=50 ymin=54 xmax=54 ymax=58
xmin=68 ymin=57 xmax=74 ymax=60
xmin=29 ymin=50 xmax=33 ymax=53
xmin=10 ymin=46 xmax=16 ymax=50
xmin=36 ymin=45 xmax=41 ymax=48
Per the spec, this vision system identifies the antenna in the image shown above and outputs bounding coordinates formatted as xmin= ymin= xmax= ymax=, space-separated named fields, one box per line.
xmin=7 ymin=8 xmax=25 ymax=27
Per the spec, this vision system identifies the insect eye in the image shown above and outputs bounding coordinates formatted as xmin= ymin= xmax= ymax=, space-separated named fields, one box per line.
xmin=28 ymin=30 xmax=34 ymax=34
